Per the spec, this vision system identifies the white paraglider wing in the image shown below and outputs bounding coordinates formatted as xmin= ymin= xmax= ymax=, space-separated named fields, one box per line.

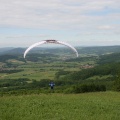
xmin=57 ymin=41 xmax=78 ymax=57
xmin=24 ymin=41 xmax=46 ymax=58
xmin=24 ymin=40 xmax=78 ymax=58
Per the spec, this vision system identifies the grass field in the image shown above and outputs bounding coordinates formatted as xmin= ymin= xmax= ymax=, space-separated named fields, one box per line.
xmin=0 ymin=92 xmax=120 ymax=120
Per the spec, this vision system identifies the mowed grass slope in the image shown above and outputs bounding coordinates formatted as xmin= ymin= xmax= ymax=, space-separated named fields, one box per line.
xmin=0 ymin=92 xmax=120 ymax=120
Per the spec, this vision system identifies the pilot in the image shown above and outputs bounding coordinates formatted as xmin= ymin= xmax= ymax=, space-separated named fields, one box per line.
xmin=49 ymin=82 xmax=55 ymax=89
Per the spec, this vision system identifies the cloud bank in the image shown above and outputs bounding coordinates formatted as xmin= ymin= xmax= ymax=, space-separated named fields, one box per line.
xmin=0 ymin=0 xmax=120 ymax=46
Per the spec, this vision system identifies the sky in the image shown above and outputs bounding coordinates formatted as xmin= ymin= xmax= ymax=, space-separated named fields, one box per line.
xmin=0 ymin=0 xmax=120 ymax=47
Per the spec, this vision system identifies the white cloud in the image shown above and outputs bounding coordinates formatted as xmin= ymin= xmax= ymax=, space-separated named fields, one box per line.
xmin=0 ymin=0 xmax=120 ymax=46
xmin=97 ymin=25 xmax=113 ymax=30
xmin=0 ymin=0 xmax=119 ymax=29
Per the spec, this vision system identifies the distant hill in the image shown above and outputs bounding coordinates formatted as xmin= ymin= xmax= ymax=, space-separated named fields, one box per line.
xmin=0 ymin=45 xmax=120 ymax=56
xmin=27 ymin=45 xmax=120 ymax=55
xmin=98 ymin=52 xmax=120 ymax=64
xmin=0 ymin=47 xmax=14 ymax=54
xmin=0 ymin=54 xmax=18 ymax=62
xmin=77 ymin=46 xmax=120 ymax=55
xmin=3 ymin=48 xmax=25 ymax=55
xmin=0 ymin=48 xmax=26 ymax=56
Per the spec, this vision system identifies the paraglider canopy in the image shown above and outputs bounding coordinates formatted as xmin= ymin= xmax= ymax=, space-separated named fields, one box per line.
xmin=46 ymin=40 xmax=56 ymax=43
xmin=24 ymin=39 xmax=78 ymax=58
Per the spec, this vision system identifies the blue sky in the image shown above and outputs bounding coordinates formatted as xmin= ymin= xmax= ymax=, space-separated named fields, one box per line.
xmin=0 ymin=0 xmax=120 ymax=47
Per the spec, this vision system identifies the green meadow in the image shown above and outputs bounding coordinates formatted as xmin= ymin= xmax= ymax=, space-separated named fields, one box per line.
xmin=0 ymin=92 xmax=120 ymax=120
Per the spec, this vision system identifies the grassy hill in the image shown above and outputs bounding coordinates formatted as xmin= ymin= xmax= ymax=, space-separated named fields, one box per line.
xmin=0 ymin=92 xmax=120 ymax=120
xmin=0 ymin=46 xmax=120 ymax=120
